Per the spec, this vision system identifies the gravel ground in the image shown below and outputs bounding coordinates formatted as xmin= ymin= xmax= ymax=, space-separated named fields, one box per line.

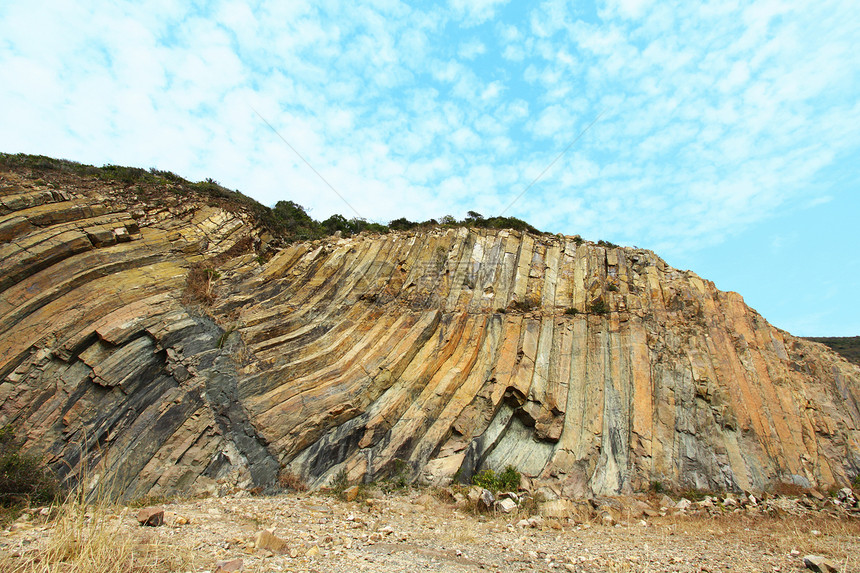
xmin=2 ymin=489 xmax=858 ymax=573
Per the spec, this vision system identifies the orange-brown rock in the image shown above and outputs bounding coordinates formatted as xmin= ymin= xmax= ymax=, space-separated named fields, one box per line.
xmin=1 ymin=163 xmax=858 ymax=501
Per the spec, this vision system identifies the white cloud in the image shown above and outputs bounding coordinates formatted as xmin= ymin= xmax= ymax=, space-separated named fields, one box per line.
xmin=459 ymin=39 xmax=486 ymax=60
xmin=448 ymin=0 xmax=510 ymax=27
xmin=0 ymin=0 xmax=857 ymax=262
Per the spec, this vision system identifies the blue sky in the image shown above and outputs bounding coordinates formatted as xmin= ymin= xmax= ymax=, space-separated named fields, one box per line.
xmin=1 ymin=0 xmax=857 ymax=336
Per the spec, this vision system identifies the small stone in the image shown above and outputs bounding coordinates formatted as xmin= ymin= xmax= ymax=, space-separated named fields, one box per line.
xmin=467 ymin=487 xmax=482 ymax=503
xmin=480 ymin=488 xmax=495 ymax=508
xmin=343 ymin=485 xmax=360 ymax=502
xmin=254 ymin=529 xmax=288 ymax=553
xmin=497 ymin=498 xmax=517 ymax=513
xmin=675 ymin=499 xmax=692 ymax=511
xmin=306 ymin=545 xmax=320 ymax=557
xmin=516 ymin=519 xmax=530 ymax=528
xmin=137 ymin=507 xmax=164 ymax=527
xmin=803 ymin=555 xmax=838 ymax=573
xmin=378 ymin=525 xmax=395 ymax=536
xmin=601 ymin=513 xmax=616 ymax=526
xmin=215 ymin=558 xmax=244 ymax=572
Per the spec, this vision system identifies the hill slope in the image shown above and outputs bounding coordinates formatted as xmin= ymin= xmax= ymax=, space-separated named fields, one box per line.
xmin=1 ymin=158 xmax=858 ymax=501
xmin=805 ymin=337 xmax=860 ymax=366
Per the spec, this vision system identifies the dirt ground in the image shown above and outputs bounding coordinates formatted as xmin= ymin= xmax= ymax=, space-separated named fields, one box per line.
xmin=1 ymin=488 xmax=858 ymax=573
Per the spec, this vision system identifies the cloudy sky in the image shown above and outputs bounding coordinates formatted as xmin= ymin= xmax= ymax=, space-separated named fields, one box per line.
xmin=1 ymin=0 xmax=857 ymax=336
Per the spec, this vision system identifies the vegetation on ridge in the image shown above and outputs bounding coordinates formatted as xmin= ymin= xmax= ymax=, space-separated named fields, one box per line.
xmin=0 ymin=153 xmax=544 ymax=244
xmin=804 ymin=336 xmax=860 ymax=366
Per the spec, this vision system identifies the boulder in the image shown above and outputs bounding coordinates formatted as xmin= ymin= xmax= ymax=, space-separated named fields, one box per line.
xmin=137 ymin=507 xmax=164 ymax=527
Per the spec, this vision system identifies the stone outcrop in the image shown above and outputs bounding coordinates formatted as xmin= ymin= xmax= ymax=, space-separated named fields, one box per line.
xmin=1 ymin=165 xmax=858 ymax=501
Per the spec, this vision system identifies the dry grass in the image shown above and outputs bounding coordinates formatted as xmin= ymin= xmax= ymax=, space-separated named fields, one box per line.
xmin=655 ymin=511 xmax=859 ymax=570
xmin=182 ymin=264 xmax=219 ymax=306
xmin=278 ymin=470 xmax=308 ymax=492
xmin=0 ymin=496 xmax=195 ymax=573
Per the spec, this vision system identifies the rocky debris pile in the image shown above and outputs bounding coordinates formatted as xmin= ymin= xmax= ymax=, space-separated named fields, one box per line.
xmin=2 ymin=487 xmax=858 ymax=573
xmin=6 ymin=488 xmax=860 ymax=573
xmin=440 ymin=483 xmax=860 ymax=526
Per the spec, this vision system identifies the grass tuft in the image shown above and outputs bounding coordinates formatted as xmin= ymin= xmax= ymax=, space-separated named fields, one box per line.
xmin=0 ymin=426 xmax=60 ymax=521
xmin=1 ymin=490 xmax=195 ymax=572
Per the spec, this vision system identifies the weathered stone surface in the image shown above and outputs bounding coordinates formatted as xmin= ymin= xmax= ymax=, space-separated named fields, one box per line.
xmin=137 ymin=506 xmax=164 ymax=527
xmin=215 ymin=558 xmax=244 ymax=572
xmin=1 ymin=165 xmax=859 ymax=502
xmin=254 ymin=530 xmax=288 ymax=553
xmin=342 ymin=485 xmax=360 ymax=502
xmin=496 ymin=498 xmax=517 ymax=513
xmin=803 ymin=555 xmax=838 ymax=573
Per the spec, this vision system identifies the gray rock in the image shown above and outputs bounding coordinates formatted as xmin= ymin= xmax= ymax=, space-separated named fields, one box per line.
xmin=480 ymin=488 xmax=495 ymax=508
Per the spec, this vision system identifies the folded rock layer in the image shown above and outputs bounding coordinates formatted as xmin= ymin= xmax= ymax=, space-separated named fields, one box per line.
xmin=1 ymin=167 xmax=858 ymax=500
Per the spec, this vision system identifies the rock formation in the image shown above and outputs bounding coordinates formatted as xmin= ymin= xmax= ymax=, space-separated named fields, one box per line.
xmin=1 ymin=162 xmax=858 ymax=501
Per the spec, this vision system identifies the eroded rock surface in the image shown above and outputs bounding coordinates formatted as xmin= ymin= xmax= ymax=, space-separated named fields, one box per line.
xmin=1 ymin=167 xmax=858 ymax=500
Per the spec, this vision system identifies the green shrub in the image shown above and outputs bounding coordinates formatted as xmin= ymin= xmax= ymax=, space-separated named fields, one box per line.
xmin=471 ymin=465 xmax=520 ymax=492
xmin=564 ymin=307 xmax=578 ymax=316
xmin=589 ymin=299 xmax=608 ymax=314
xmin=0 ymin=426 xmax=59 ymax=508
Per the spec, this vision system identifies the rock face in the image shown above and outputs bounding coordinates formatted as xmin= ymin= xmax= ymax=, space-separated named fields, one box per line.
xmin=1 ymin=166 xmax=859 ymax=501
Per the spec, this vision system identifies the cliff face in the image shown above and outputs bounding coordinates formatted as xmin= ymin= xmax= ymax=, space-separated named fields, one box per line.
xmin=1 ymin=166 xmax=858 ymax=501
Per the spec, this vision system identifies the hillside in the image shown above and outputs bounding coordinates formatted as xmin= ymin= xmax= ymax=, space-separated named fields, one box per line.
xmin=805 ymin=337 xmax=860 ymax=366
xmin=0 ymin=155 xmax=858 ymax=503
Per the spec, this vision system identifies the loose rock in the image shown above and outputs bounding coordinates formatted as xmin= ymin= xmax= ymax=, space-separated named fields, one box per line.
xmin=137 ymin=507 xmax=164 ymax=527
